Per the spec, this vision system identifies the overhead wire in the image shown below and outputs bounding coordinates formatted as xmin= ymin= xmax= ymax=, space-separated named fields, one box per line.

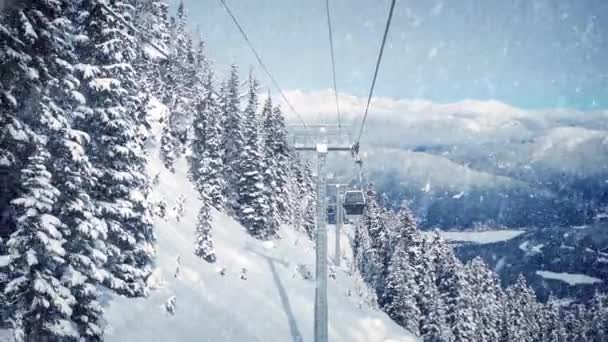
xmin=99 ymin=3 xmax=170 ymax=59
xmin=218 ymin=0 xmax=309 ymax=130
xmin=325 ymin=0 xmax=342 ymax=131
xmin=354 ymin=0 xmax=397 ymax=148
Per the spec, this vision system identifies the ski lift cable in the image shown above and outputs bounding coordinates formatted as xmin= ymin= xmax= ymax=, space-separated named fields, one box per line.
xmin=99 ymin=2 xmax=170 ymax=60
xmin=325 ymin=0 xmax=342 ymax=132
xmin=218 ymin=0 xmax=309 ymax=130
xmin=353 ymin=0 xmax=397 ymax=151
xmin=100 ymin=2 xmax=236 ymax=102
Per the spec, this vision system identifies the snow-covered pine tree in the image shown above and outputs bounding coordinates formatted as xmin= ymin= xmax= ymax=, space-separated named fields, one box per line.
xmin=389 ymin=202 xmax=422 ymax=275
xmin=191 ymin=68 xmax=225 ymax=209
xmin=160 ymin=1 xmax=195 ymax=171
xmin=587 ymin=291 xmax=607 ymax=342
xmin=418 ymin=234 xmax=450 ymax=342
xmin=134 ymin=0 xmax=171 ymax=98
xmin=221 ymin=64 xmax=244 ymax=212
xmin=355 ymin=185 xmax=391 ymax=294
xmin=5 ymin=147 xmax=77 ymax=341
xmin=0 ymin=1 xmax=110 ymax=338
xmin=194 ymin=193 xmax=216 ymax=262
xmin=55 ymin=138 xmax=108 ymax=341
xmin=561 ymin=303 xmax=589 ymax=342
xmin=435 ymin=246 xmax=476 ymax=342
xmin=501 ymin=275 xmax=539 ymax=342
xmin=0 ymin=11 xmax=33 ymax=246
xmin=418 ymin=277 xmax=449 ymax=342
xmin=31 ymin=2 xmax=114 ymax=338
xmin=129 ymin=0 xmax=172 ymax=142
xmin=74 ymin=0 xmax=155 ymax=297
xmin=382 ymin=240 xmax=421 ymax=335
xmin=236 ymin=73 xmax=273 ymax=239
xmin=0 ymin=0 xmax=84 ymax=250
xmin=540 ymin=295 xmax=568 ymax=342
xmin=290 ymin=157 xmax=316 ymax=238
xmin=0 ymin=251 xmax=6 ymax=327
xmin=283 ymin=157 xmax=300 ymax=226
xmin=464 ymin=257 xmax=503 ymax=342
xmin=160 ymin=123 xmax=178 ymax=172
xmin=261 ymin=96 xmax=292 ymax=226
xmin=259 ymin=95 xmax=282 ymax=234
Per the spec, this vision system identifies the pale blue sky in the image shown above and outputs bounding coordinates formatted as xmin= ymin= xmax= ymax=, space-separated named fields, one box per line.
xmin=169 ymin=0 xmax=608 ymax=109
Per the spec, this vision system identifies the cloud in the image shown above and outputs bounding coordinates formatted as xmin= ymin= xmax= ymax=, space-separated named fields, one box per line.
xmin=279 ymin=89 xmax=608 ymax=179
xmin=280 ymin=90 xmax=608 ymax=227
xmin=281 ymin=89 xmax=607 ymax=145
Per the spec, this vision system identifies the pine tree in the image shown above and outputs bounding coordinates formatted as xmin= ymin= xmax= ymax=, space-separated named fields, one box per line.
xmin=194 ymin=194 xmax=216 ymax=262
xmin=382 ymin=240 xmax=421 ymax=335
xmin=52 ymin=115 xmax=108 ymax=340
xmin=0 ymin=248 xmax=7 ymax=326
xmin=160 ymin=124 xmax=178 ymax=172
xmin=0 ymin=0 xmax=84 ymax=253
xmin=190 ymin=58 xmax=225 ymax=209
xmin=541 ymin=295 xmax=568 ymax=342
xmin=135 ymin=0 xmax=171 ymax=97
xmin=355 ymin=185 xmax=391 ymax=294
xmin=0 ymin=11 xmax=33 ymax=244
xmin=353 ymin=198 xmax=376 ymax=283
xmin=4 ymin=147 xmax=78 ymax=340
xmin=501 ymin=275 xmax=538 ymax=342
xmin=290 ymin=158 xmax=315 ymax=238
xmin=74 ymin=0 xmax=155 ymax=297
xmin=160 ymin=1 xmax=196 ymax=171
xmin=435 ymin=247 xmax=476 ymax=342
xmin=235 ymin=73 xmax=272 ymax=239
xmin=587 ymin=291 xmax=607 ymax=342
xmin=419 ymin=278 xmax=449 ymax=342
xmin=261 ymin=96 xmax=292 ymax=227
xmin=390 ymin=203 xmax=422 ymax=273
xmin=465 ymin=257 xmax=503 ymax=342
xmin=221 ymin=64 xmax=244 ymax=212
xmin=418 ymin=235 xmax=449 ymax=342
xmin=56 ymin=149 xmax=107 ymax=340
xmin=260 ymin=96 xmax=280 ymax=232
xmin=562 ymin=303 xmax=590 ymax=342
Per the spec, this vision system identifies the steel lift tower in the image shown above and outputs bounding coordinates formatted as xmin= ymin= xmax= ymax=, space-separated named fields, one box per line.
xmin=291 ymin=124 xmax=352 ymax=342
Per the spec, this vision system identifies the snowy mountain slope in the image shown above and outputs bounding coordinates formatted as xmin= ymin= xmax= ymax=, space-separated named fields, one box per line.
xmin=101 ymin=106 xmax=416 ymax=341
xmin=286 ymin=92 xmax=608 ymax=228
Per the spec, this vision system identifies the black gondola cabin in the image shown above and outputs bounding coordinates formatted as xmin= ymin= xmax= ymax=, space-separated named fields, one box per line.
xmin=343 ymin=190 xmax=365 ymax=215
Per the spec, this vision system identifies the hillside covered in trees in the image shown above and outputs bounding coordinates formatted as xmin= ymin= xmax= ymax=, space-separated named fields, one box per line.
xmin=0 ymin=1 xmax=607 ymax=341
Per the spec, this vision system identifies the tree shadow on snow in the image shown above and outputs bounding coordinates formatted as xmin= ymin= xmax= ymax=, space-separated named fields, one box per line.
xmin=246 ymin=247 xmax=303 ymax=342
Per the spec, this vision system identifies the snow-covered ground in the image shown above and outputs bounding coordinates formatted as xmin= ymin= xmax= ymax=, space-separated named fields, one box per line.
xmin=0 ymin=255 xmax=9 ymax=268
xmin=99 ymin=102 xmax=416 ymax=342
xmin=519 ymin=241 xmax=544 ymax=255
xmin=430 ymin=230 xmax=525 ymax=244
xmin=536 ymin=271 xmax=603 ymax=286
